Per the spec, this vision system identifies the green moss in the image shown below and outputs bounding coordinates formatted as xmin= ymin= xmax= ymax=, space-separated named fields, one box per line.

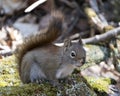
xmin=85 ymin=77 xmax=111 ymax=92
xmin=0 ymin=83 xmax=57 ymax=96
xmin=0 ymin=56 xmax=20 ymax=87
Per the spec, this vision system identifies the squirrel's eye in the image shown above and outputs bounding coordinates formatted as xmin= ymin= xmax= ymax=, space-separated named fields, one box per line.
xmin=70 ymin=51 xmax=76 ymax=58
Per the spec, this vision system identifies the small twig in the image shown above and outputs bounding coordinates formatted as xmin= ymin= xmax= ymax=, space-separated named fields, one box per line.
xmin=0 ymin=50 xmax=13 ymax=56
xmin=89 ymin=0 xmax=99 ymax=13
xmin=82 ymin=27 xmax=120 ymax=44
xmin=84 ymin=7 xmax=111 ymax=33
xmin=89 ymin=0 xmax=108 ymax=25
xmin=25 ymin=0 xmax=47 ymax=13
xmin=0 ymin=45 xmax=13 ymax=55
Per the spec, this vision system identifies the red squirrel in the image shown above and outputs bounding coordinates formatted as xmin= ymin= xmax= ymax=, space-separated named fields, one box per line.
xmin=16 ymin=11 xmax=86 ymax=85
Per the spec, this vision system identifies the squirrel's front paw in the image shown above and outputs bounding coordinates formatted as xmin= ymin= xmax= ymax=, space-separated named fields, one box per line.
xmin=49 ymin=80 xmax=60 ymax=87
xmin=31 ymin=78 xmax=47 ymax=84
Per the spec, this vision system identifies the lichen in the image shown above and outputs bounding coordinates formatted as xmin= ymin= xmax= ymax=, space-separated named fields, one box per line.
xmin=85 ymin=77 xmax=111 ymax=93
xmin=65 ymin=82 xmax=95 ymax=96
xmin=85 ymin=45 xmax=110 ymax=63
xmin=80 ymin=45 xmax=110 ymax=71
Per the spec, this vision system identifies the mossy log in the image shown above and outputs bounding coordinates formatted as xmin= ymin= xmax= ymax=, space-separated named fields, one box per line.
xmin=0 ymin=75 xmax=97 ymax=96
xmin=0 ymin=44 xmax=110 ymax=95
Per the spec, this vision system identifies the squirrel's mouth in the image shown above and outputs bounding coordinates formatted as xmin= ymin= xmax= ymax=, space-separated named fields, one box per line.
xmin=75 ymin=59 xmax=86 ymax=67
xmin=75 ymin=63 xmax=83 ymax=67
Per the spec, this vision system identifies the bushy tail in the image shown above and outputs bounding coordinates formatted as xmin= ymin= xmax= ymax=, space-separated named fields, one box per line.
xmin=15 ymin=10 xmax=64 ymax=73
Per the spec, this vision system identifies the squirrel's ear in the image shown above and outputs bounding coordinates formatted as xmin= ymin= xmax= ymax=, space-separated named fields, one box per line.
xmin=79 ymin=35 xmax=83 ymax=45
xmin=64 ymin=38 xmax=71 ymax=51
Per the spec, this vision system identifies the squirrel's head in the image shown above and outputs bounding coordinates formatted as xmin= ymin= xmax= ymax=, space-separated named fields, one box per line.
xmin=62 ymin=37 xmax=86 ymax=68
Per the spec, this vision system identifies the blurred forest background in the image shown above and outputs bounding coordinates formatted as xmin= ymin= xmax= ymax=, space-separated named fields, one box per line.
xmin=0 ymin=0 xmax=120 ymax=96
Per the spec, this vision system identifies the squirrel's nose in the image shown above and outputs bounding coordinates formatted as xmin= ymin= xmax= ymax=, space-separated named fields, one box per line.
xmin=75 ymin=57 xmax=86 ymax=67
xmin=80 ymin=57 xmax=86 ymax=64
